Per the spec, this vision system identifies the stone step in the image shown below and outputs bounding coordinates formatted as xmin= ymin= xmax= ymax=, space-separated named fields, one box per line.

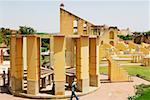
xmin=100 ymin=79 xmax=110 ymax=83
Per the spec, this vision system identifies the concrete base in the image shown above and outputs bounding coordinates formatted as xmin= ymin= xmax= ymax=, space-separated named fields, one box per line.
xmin=55 ymin=81 xmax=65 ymax=95
xmin=10 ymin=77 xmax=22 ymax=92
xmin=8 ymin=85 xmax=100 ymax=99
xmin=77 ymin=78 xmax=89 ymax=93
xmin=89 ymin=75 xmax=100 ymax=87
xmin=27 ymin=80 xmax=39 ymax=95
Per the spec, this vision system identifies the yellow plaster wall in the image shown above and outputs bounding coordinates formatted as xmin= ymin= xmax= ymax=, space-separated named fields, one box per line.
xmin=60 ymin=8 xmax=93 ymax=35
xmin=99 ymin=44 xmax=131 ymax=82
xmin=115 ymin=42 xmax=128 ymax=51
xmin=100 ymin=28 xmax=119 ymax=46
xmin=140 ymin=47 xmax=149 ymax=55
xmin=49 ymin=36 xmax=54 ymax=67
xmin=60 ymin=8 xmax=74 ymax=35
xmin=53 ymin=36 xmax=66 ymax=95
xmin=106 ymin=55 xmax=130 ymax=82
xmin=65 ymin=37 xmax=74 ymax=68
xmin=27 ymin=36 xmax=40 ymax=81
xmin=77 ymin=19 xmax=84 ymax=35
xmin=76 ymin=36 xmax=89 ymax=79
xmin=26 ymin=36 xmax=40 ymax=95
xmin=76 ymin=36 xmax=90 ymax=92
xmin=89 ymin=38 xmax=97 ymax=75
xmin=10 ymin=36 xmax=23 ymax=91
xmin=89 ymin=37 xmax=100 ymax=86
xmin=53 ymin=36 xmax=66 ymax=81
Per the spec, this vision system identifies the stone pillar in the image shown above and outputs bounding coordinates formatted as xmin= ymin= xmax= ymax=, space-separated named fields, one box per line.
xmin=48 ymin=75 xmax=51 ymax=85
xmin=0 ymin=49 xmax=3 ymax=64
xmin=23 ymin=37 xmax=27 ymax=70
xmin=76 ymin=36 xmax=89 ymax=93
xmin=10 ymin=36 xmax=23 ymax=92
xmin=49 ymin=37 xmax=54 ymax=68
xmin=27 ymin=36 xmax=40 ymax=95
xmin=89 ymin=37 xmax=100 ymax=87
xmin=66 ymin=37 xmax=74 ymax=68
xmin=77 ymin=19 xmax=84 ymax=35
xmin=53 ymin=36 xmax=66 ymax=95
xmin=22 ymin=37 xmax=27 ymax=89
xmin=108 ymin=60 xmax=111 ymax=80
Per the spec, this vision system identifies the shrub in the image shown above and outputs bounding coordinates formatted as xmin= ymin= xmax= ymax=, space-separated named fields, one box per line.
xmin=128 ymin=84 xmax=150 ymax=100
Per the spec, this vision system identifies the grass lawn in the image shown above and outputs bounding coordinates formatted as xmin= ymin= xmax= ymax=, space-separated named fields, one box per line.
xmin=136 ymin=87 xmax=150 ymax=100
xmin=100 ymin=65 xmax=150 ymax=100
xmin=99 ymin=65 xmax=150 ymax=81
xmin=41 ymin=55 xmax=49 ymax=64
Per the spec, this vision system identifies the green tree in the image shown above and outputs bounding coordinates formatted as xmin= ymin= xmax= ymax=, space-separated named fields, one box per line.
xmin=19 ymin=26 xmax=36 ymax=35
xmin=145 ymin=31 xmax=150 ymax=35
xmin=117 ymin=34 xmax=133 ymax=40
xmin=0 ymin=27 xmax=11 ymax=46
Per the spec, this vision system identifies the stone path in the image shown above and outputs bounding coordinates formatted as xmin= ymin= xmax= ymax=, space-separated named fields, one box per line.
xmin=80 ymin=75 xmax=150 ymax=100
xmin=0 ymin=75 xmax=150 ymax=100
xmin=100 ymin=63 xmax=141 ymax=66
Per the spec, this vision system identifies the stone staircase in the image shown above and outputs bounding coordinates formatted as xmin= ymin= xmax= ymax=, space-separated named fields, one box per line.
xmin=106 ymin=54 xmax=131 ymax=82
xmin=23 ymin=70 xmax=27 ymax=90
xmin=99 ymin=45 xmax=132 ymax=82
xmin=22 ymin=68 xmax=54 ymax=91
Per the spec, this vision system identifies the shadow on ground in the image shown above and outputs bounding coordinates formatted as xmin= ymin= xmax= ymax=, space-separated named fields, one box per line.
xmin=0 ymin=85 xmax=10 ymax=94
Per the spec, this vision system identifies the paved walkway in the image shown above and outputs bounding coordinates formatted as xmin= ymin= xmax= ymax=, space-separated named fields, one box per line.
xmin=0 ymin=61 xmax=146 ymax=100
xmin=80 ymin=75 xmax=150 ymax=100
xmin=100 ymin=63 xmax=141 ymax=66
xmin=0 ymin=75 xmax=150 ymax=100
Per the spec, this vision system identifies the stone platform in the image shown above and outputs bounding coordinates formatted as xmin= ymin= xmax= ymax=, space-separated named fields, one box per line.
xmin=9 ymin=85 xmax=99 ymax=99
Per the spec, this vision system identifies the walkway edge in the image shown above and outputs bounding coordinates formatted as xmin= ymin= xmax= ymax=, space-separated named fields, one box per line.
xmin=8 ymin=86 xmax=100 ymax=99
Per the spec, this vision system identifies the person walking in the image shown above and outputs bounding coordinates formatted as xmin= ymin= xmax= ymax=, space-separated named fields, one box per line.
xmin=70 ymin=78 xmax=79 ymax=100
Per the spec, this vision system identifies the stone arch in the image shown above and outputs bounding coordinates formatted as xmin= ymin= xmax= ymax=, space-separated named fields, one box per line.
xmin=101 ymin=41 xmax=104 ymax=45
xmin=109 ymin=31 xmax=114 ymax=39
xmin=99 ymin=45 xmax=131 ymax=82
xmin=109 ymin=41 xmax=114 ymax=46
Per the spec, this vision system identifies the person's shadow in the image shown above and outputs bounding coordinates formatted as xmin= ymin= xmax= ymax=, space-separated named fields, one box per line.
xmin=0 ymin=85 xmax=9 ymax=94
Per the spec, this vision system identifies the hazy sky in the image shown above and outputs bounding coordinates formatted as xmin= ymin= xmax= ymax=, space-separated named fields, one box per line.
xmin=0 ymin=0 xmax=149 ymax=33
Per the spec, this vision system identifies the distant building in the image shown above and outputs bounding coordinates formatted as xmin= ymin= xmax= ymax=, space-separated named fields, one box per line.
xmin=119 ymin=28 xmax=133 ymax=36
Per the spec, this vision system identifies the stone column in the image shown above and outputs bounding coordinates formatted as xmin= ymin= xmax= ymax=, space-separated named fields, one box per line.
xmin=49 ymin=37 xmax=54 ymax=68
xmin=27 ymin=36 xmax=40 ymax=95
xmin=0 ymin=49 xmax=3 ymax=64
xmin=77 ymin=19 xmax=84 ymax=35
xmin=76 ymin=36 xmax=89 ymax=93
xmin=23 ymin=37 xmax=27 ymax=70
xmin=108 ymin=60 xmax=111 ymax=80
xmin=48 ymin=75 xmax=51 ymax=85
xmin=89 ymin=37 xmax=100 ymax=87
xmin=10 ymin=36 xmax=23 ymax=92
xmin=53 ymin=36 xmax=66 ymax=95
xmin=22 ymin=37 xmax=27 ymax=89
